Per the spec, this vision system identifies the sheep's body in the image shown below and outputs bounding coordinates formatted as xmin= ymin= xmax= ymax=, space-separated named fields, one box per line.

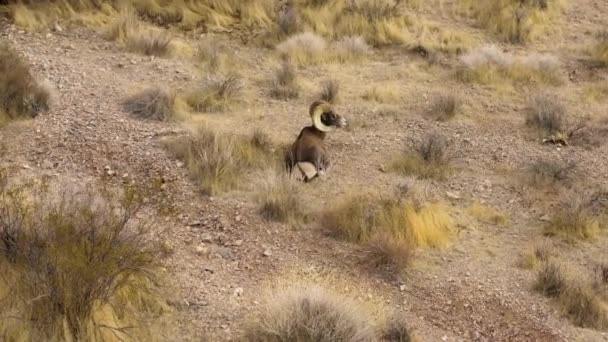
xmin=285 ymin=101 xmax=346 ymax=182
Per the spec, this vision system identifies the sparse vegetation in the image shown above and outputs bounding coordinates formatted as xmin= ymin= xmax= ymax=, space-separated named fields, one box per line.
xmin=525 ymin=92 xmax=566 ymax=136
xmin=196 ymin=37 xmax=232 ymax=71
xmin=106 ymin=9 xmax=173 ymax=57
xmin=0 ymin=41 xmax=53 ymax=124
xmin=0 ymin=174 xmax=168 ymax=340
xmin=543 ymin=195 xmax=602 ymax=242
xmin=526 ymin=159 xmax=576 ymax=189
xmin=591 ymin=31 xmax=608 ymax=67
xmin=277 ymin=32 xmax=327 ymax=64
xmin=271 ymin=62 xmax=300 ymax=99
xmin=123 ymin=86 xmax=177 ymax=121
xmin=256 ymin=171 xmax=307 ymax=225
xmin=383 ymin=317 xmax=413 ymax=342
xmin=335 ymin=35 xmax=371 ymax=62
xmin=319 ymin=78 xmax=340 ymax=104
xmin=243 ymin=284 xmax=380 ymax=342
xmin=186 ymin=73 xmax=244 ymax=112
xmin=362 ymin=86 xmax=399 ymax=104
xmin=460 ymin=0 xmax=564 ymax=43
xmin=165 ymin=126 xmax=273 ymax=195
xmin=428 ymin=93 xmax=463 ymax=121
xmin=520 ymin=241 xmax=552 ymax=269
xmin=389 ymin=133 xmax=451 ymax=180
xmin=458 ymin=46 xmax=561 ymax=86
xmin=535 ymin=259 xmax=608 ymax=329
xmin=467 ymin=201 xmax=508 ymax=225
xmin=323 ymin=187 xmax=453 ymax=269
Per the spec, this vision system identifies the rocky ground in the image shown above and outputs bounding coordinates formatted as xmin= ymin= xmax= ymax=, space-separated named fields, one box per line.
xmin=1 ymin=0 xmax=608 ymax=340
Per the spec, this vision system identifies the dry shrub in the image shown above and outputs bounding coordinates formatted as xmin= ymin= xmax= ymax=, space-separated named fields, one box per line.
xmin=123 ymin=86 xmax=176 ymax=121
xmin=277 ymin=32 xmax=327 ymax=64
xmin=278 ymin=1 xmax=301 ymax=35
xmin=382 ymin=317 xmax=413 ymax=342
xmin=591 ymin=31 xmax=608 ymax=67
xmin=319 ymin=78 xmax=340 ymax=104
xmin=271 ymin=62 xmax=299 ymax=99
xmin=460 ymin=0 xmax=564 ymax=43
xmin=196 ymin=37 xmax=230 ymax=71
xmin=0 ymin=175 xmax=168 ymax=340
xmin=467 ymin=201 xmax=508 ymax=225
xmin=106 ymin=7 xmax=139 ymax=42
xmin=525 ymin=92 xmax=566 ymax=135
xmin=0 ymin=41 xmax=53 ymax=122
xmin=543 ymin=195 xmax=602 ymax=242
xmin=165 ymin=126 xmax=272 ymax=195
xmin=334 ymin=35 xmax=371 ymax=62
xmin=526 ymin=159 xmax=576 ymax=189
xmin=428 ymin=93 xmax=462 ymax=121
xmin=389 ymin=133 xmax=451 ymax=180
xmin=323 ymin=187 xmax=453 ymax=269
xmin=458 ymin=46 xmax=561 ymax=86
xmin=535 ymin=259 xmax=608 ymax=329
xmin=243 ymin=285 xmax=380 ymax=342
xmin=256 ymin=171 xmax=307 ymax=225
xmin=520 ymin=241 xmax=552 ymax=269
xmin=362 ymin=86 xmax=398 ymax=104
xmin=126 ymin=28 xmax=173 ymax=57
xmin=186 ymin=73 xmax=244 ymax=112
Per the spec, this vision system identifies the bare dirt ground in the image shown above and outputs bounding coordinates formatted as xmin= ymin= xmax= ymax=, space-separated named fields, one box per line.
xmin=1 ymin=0 xmax=608 ymax=340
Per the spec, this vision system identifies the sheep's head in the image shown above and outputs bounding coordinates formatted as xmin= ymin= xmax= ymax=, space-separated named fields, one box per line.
xmin=310 ymin=100 xmax=347 ymax=132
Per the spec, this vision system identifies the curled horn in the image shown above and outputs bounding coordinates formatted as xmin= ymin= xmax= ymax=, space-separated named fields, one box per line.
xmin=310 ymin=100 xmax=335 ymax=133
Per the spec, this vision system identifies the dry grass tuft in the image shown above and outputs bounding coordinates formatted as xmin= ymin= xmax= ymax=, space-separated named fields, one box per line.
xmin=334 ymin=35 xmax=371 ymax=62
xmin=323 ymin=187 xmax=453 ymax=270
xmin=534 ymin=259 xmax=608 ymax=329
xmin=543 ymin=195 xmax=602 ymax=242
xmin=362 ymin=86 xmax=399 ymax=104
xmin=428 ymin=93 xmax=463 ymax=121
xmin=458 ymin=46 xmax=561 ymax=86
xmin=256 ymin=171 xmax=307 ymax=225
xmin=591 ymin=31 xmax=608 ymax=67
xmin=319 ymin=78 xmax=340 ymax=104
xmin=467 ymin=201 xmax=508 ymax=225
xmin=123 ymin=86 xmax=176 ymax=121
xmin=520 ymin=241 xmax=552 ymax=269
xmin=526 ymin=159 xmax=576 ymax=189
xmin=382 ymin=317 xmax=413 ymax=342
xmin=126 ymin=28 xmax=173 ymax=57
xmin=460 ymin=0 xmax=564 ymax=43
xmin=196 ymin=37 xmax=231 ymax=71
xmin=165 ymin=126 xmax=272 ymax=195
xmin=243 ymin=284 xmax=380 ymax=342
xmin=389 ymin=133 xmax=451 ymax=180
xmin=0 ymin=41 xmax=53 ymax=123
xmin=278 ymin=1 xmax=302 ymax=36
xmin=277 ymin=32 xmax=327 ymax=64
xmin=0 ymin=176 xmax=168 ymax=340
xmin=271 ymin=62 xmax=300 ymax=99
xmin=186 ymin=73 xmax=245 ymax=113
xmin=525 ymin=92 xmax=566 ymax=135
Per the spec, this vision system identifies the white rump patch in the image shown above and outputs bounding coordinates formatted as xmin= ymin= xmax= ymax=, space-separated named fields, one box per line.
xmin=297 ymin=162 xmax=318 ymax=180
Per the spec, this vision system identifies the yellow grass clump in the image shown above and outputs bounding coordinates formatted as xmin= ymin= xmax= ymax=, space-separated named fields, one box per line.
xmin=256 ymin=170 xmax=308 ymax=226
xmin=460 ymin=0 xmax=565 ymax=43
xmin=362 ymin=86 xmax=399 ymax=104
xmin=389 ymin=132 xmax=452 ymax=181
xmin=467 ymin=201 xmax=508 ymax=225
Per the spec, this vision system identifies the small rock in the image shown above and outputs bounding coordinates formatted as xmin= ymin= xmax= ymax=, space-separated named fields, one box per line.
xmin=262 ymin=249 xmax=272 ymax=257
xmin=235 ymin=215 xmax=242 ymax=222
xmin=107 ymin=170 xmax=116 ymax=176
xmin=446 ymin=191 xmax=461 ymax=200
xmin=201 ymin=234 xmax=213 ymax=243
xmin=176 ymin=161 xmax=184 ymax=168
xmin=234 ymin=287 xmax=244 ymax=296
xmin=54 ymin=24 xmax=63 ymax=32
xmin=399 ymin=284 xmax=406 ymax=292
xmin=539 ymin=214 xmax=551 ymax=222
xmin=196 ymin=245 xmax=209 ymax=256
xmin=378 ymin=164 xmax=386 ymax=173
xmin=188 ymin=220 xmax=202 ymax=227
xmin=233 ymin=239 xmax=243 ymax=246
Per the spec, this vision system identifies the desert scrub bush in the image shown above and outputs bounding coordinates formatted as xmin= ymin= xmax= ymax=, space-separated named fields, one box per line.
xmin=362 ymin=86 xmax=399 ymax=104
xmin=319 ymin=78 xmax=340 ymax=104
xmin=543 ymin=195 xmax=602 ymax=242
xmin=428 ymin=93 xmax=463 ymax=121
xmin=0 ymin=41 xmax=53 ymax=123
xmin=277 ymin=32 xmax=328 ymax=64
xmin=322 ymin=187 xmax=453 ymax=268
xmin=196 ymin=37 xmax=232 ymax=71
xmin=519 ymin=241 xmax=552 ymax=269
xmin=389 ymin=133 xmax=451 ymax=180
xmin=534 ymin=260 xmax=608 ymax=329
xmin=256 ymin=171 xmax=307 ymax=225
xmin=460 ymin=0 xmax=564 ymax=43
xmin=334 ymin=35 xmax=371 ymax=62
xmin=126 ymin=27 xmax=173 ymax=57
xmin=526 ymin=159 xmax=576 ymax=189
xmin=186 ymin=73 xmax=244 ymax=112
xmin=525 ymin=92 xmax=566 ymax=136
xmin=271 ymin=62 xmax=299 ymax=99
xmin=382 ymin=317 xmax=413 ymax=342
xmin=243 ymin=284 xmax=380 ymax=342
xmin=0 ymin=176 xmax=168 ymax=341
xmin=591 ymin=31 xmax=608 ymax=67
xmin=165 ymin=126 xmax=273 ymax=195
xmin=467 ymin=201 xmax=508 ymax=225
xmin=123 ymin=86 xmax=177 ymax=121
xmin=457 ymin=46 xmax=561 ymax=86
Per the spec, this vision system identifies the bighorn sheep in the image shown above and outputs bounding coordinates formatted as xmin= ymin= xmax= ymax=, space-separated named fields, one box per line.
xmin=285 ymin=101 xmax=347 ymax=182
